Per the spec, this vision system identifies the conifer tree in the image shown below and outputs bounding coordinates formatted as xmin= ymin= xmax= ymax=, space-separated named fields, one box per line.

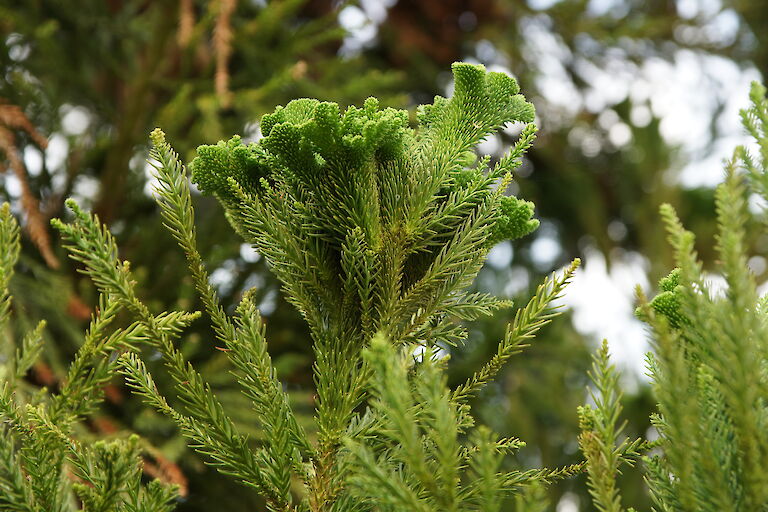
xmin=580 ymin=81 xmax=768 ymax=511
xmin=24 ymin=62 xmax=583 ymax=510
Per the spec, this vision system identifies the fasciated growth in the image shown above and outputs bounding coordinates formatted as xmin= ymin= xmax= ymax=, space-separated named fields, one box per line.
xmin=190 ymin=62 xmax=539 ymax=345
xmin=640 ymin=268 xmax=687 ymax=328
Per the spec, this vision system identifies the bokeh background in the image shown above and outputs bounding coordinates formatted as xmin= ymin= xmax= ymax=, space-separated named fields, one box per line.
xmin=1 ymin=0 xmax=765 ymax=510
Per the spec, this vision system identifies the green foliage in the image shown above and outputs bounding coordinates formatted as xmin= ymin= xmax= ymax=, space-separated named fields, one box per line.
xmin=189 ymin=63 xmax=539 ymax=350
xmin=577 ymin=341 xmax=644 ymax=512
xmin=1 ymin=11 xmax=407 ymax=505
xmin=341 ymin=335 xmax=583 ymax=512
xmin=9 ymin=4 xmax=753 ymax=508
xmin=0 ymin=204 xmax=177 ymax=512
xmin=641 ymin=268 xmax=686 ymax=328
xmin=486 ymin=195 xmax=539 ymax=247
xmin=11 ymin=62 xmax=581 ymax=511
xmin=581 ymin=81 xmax=768 ymax=511
xmin=451 ymin=260 xmax=578 ymax=402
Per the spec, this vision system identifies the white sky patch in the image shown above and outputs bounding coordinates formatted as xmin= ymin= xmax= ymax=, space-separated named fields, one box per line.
xmin=6 ymin=33 xmax=30 ymax=62
xmin=360 ymin=0 xmax=389 ymax=24
xmin=527 ymin=0 xmax=563 ymax=10
xmin=49 ymin=162 xmax=67 ymax=190
xmin=412 ymin=343 xmax=449 ymax=363
xmin=626 ymin=51 xmax=761 ymax=188
xmin=748 ymin=255 xmax=766 ymax=276
xmin=23 ymin=146 xmax=43 ymax=176
xmin=630 ymin=104 xmax=652 ymax=127
xmin=210 ymin=259 xmax=239 ymax=296
xmin=4 ymin=174 xmax=21 ymax=198
xmin=338 ymin=0 xmax=396 ymax=57
xmin=504 ymin=266 xmax=531 ymax=298
xmin=562 ymin=247 xmax=651 ymax=377
xmin=477 ymin=133 xmax=501 ymax=156
xmin=239 ymin=243 xmax=261 ymax=263
xmin=577 ymin=57 xmax=633 ymax=113
xmin=258 ymin=288 xmax=278 ymax=316
xmin=486 ymin=241 xmax=513 ymax=269
xmin=702 ymin=271 xmax=728 ymax=299
xmin=476 ymin=39 xmax=501 ymax=66
xmin=530 ymin=222 xmax=561 ymax=271
xmin=530 ymin=237 xmax=560 ymax=268
xmin=242 ymin=121 xmax=261 ymax=143
xmin=72 ymin=174 xmax=100 ymax=203
xmin=675 ymin=57 xmax=762 ymax=187
xmin=60 ymin=104 xmax=91 ymax=136
xmin=556 ymin=492 xmax=581 ymax=512
xmin=522 ymin=18 xmax=583 ymax=120
xmin=45 ymin=133 xmax=69 ymax=172
xmin=517 ymin=6 xmax=761 ymax=189
xmin=608 ymin=122 xmax=632 ymax=147
xmin=587 ymin=0 xmax=628 ymax=17
xmin=138 ymin=154 xmax=160 ymax=198
xmin=748 ymin=192 xmax=768 ymax=214
xmin=676 ymin=0 xmax=699 ymax=19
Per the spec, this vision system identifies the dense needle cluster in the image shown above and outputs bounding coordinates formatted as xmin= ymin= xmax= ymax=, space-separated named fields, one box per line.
xmin=188 ymin=63 xmax=540 ymax=348
xmin=0 ymin=203 xmax=177 ymax=512
xmin=0 ymin=62 xmax=583 ymax=512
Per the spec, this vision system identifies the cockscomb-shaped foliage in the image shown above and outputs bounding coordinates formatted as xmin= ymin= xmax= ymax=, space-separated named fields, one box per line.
xmin=189 ymin=63 xmax=538 ymax=349
xmin=638 ymin=268 xmax=686 ymax=328
xmin=581 ymin=81 xmax=768 ymax=512
xmin=0 ymin=204 xmax=177 ymax=512
xmin=13 ymin=63 xmax=580 ymax=512
xmin=487 ymin=195 xmax=539 ymax=247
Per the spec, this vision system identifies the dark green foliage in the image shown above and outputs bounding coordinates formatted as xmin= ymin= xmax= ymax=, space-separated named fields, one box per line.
xmin=0 ymin=7 xmax=408 ymax=506
xmin=341 ymin=334 xmax=583 ymax=512
xmin=577 ymin=342 xmax=645 ymax=512
xmin=0 ymin=204 xmax=177 ymax=512
xmin=8 ymin=4 xmax=757 ymax=508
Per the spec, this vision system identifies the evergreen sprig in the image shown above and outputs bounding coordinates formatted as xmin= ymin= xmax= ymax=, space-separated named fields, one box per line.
xmin=0 ymin=206 xmax=177 ymax=512
xmin=341 ymin=335 xmax=576 ymax=512
xmin=452 ymin=258 xmax=580 ymax=402
xmin=578 ymin=341 xmax=643 ymax=512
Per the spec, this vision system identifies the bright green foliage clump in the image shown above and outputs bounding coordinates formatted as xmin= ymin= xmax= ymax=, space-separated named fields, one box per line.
xmin=138 ymin=63 xmax=572 ymax=511
xmin=189 ymin=62 xmax=539 ymax=350
xmin=639 ymin=268 xmax=686 ymax=328
xmin=0 ymin=204 xmax=177 ymax=512
xmin=488 ymin=195 xmax=540 ymax=246
xmin=580 ymin=82 xmax=768 ymax=512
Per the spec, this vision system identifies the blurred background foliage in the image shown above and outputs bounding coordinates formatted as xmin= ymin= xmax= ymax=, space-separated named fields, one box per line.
xmin=0 ymin=0 xmax=765 ymax=510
